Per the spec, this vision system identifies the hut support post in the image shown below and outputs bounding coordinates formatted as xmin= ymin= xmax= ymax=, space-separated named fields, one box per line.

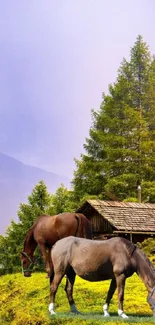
xmin=130 ymin=233 xmax=133 ymax=242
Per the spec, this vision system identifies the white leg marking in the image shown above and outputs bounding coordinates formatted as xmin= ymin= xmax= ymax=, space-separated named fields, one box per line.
xmin=118 ymin=309 xmax=128 ymax=319
xmin=103 ymin=303 xmax=110 ymax=317
xmin=49 ymin=303 xmax=56 ymax=315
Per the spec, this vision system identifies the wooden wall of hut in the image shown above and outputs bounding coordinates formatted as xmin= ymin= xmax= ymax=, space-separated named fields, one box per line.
xmin=83 ymin=206 xmax=114 ymax=236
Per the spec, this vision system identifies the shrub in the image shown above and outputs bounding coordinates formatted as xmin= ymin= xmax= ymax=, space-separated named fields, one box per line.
xmin=137 ymin=238 xmax=155 ymax=257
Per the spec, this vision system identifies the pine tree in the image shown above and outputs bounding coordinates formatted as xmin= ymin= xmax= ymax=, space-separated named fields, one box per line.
xmin=18 ymin=180 xmax=52 ymax=228
xmin=0 ymin=181 xmax=53 ymax=274
xmin=72 ymin=35 xmax=155 ymax=203
xmin=50 ymin=184 xmax=75 ymax=214
xmin=0 ymin=181 xmax=76 ymax=274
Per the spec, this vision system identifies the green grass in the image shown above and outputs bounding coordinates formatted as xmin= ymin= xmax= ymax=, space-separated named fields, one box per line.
xmin=0 ymin=272 xmax=155 ymax=325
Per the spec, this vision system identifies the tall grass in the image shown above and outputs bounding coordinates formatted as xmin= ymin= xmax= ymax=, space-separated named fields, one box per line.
xmin=0 ymin=272 xmax=155 ymax=325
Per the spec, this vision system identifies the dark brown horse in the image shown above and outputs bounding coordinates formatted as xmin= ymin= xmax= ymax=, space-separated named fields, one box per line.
xmin=49 ymin=236 xmax=155 ymax=318
xmin=20 ymin=213 xmax=92 ymax=277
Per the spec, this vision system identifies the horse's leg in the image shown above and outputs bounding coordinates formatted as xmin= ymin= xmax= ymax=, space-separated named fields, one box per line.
xmin=103 ymin=278 xmax=116 ymax=317
xmin=115 ymin=274 xmax=128 ymax=319
xmin=49 ymin=272 xmax=64 ymax=315
xmin=65 ymin=268 xmax=80 ymax=314
xmin=49 ymin=250 xmax=54 ymax=284
xmin=47 ymin=248 xmax=53 ymax=278
xmin=38 ymin=243 xmax=51 ymax=276
xmin=49 ymin=270 xmax=54 ymax=285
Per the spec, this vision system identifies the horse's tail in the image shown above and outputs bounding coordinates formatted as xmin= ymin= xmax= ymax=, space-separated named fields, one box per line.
xmin=75 ymin=213 xmax=92 ymax=239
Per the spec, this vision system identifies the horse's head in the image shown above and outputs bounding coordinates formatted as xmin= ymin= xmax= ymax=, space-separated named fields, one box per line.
xmin=20 ymin=251 xmax=34 ymax=277
xmin=147 ymin=287 xmax=155 ymax=316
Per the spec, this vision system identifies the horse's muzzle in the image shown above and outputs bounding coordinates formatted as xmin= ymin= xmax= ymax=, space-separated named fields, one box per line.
xmin=24 ymin=272 xmax=32 ymax=277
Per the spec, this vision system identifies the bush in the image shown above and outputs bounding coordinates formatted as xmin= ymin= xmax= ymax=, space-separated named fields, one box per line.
xmin=137 ymin=238 xmax=155 ymax=257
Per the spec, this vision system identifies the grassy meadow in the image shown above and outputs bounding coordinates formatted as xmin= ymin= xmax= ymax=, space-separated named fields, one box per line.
xmin=1 ymin=272 xmax=155 ymax=325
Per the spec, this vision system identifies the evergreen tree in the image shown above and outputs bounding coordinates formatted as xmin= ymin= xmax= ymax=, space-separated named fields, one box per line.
xmin=0 ymin=181 xmax=75 ymax=274
xmin=141 ymin=58 xmax=155 ymax=201
xmin=51 ymin=184 xmax=75 ymax=214
xmin=0 ymin=181 xmax=53 ymax=274
xmin=72 ymin=35 xmax=155 ymax=202
xmin=18 ymin=180 xmax=52 ymax=229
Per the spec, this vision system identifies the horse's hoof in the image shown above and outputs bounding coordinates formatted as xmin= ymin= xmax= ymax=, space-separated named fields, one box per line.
xmin=71 ymin=309 xmax=81 ymax=314
xmin=48 ymin=303 xmax=56 ymax=315
xmin=50 ymin=310 xmax=56 ymax=316
xmin=118 ymin=310 xmax=128 ymax=319
xmin=121 ymin=314 xmax=128 ymax=319
xmin=71 ymin=310 xmax=82 ymax=315
xmin=103 ymin=312 xmax=110 ymax=317
xmin=70 ymin=304 xmax=81 ymax=314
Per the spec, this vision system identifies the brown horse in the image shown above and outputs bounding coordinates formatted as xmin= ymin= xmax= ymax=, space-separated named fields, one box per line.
xmin=20 ymin=213 xmax=92 ymax=277
xmin=49 ymin=236 xmax=155 ymax=318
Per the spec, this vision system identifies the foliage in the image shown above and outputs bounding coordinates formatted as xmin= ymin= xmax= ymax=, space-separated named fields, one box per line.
xmin=0 ymin=181 xmax=53 ymax=274
xmin=0 ymin=181 xmax=74 ymax=275
xmin=0 ymin=272 xmax=155 ymax=325
xmin=137 ymin=238 xmax=155 ymax=257
xmin=50 ymin=184 xmax=76 ymax=214
xmin=72 ymin=35 xmax=155 ymax=203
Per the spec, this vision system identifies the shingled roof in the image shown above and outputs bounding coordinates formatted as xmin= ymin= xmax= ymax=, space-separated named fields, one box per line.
xmin=79 ymin=200 xmax=155 ymax=232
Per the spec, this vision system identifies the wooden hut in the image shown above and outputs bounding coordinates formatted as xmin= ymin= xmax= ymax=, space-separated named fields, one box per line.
xmin=76 ymin=200 xmax=155 ymax=243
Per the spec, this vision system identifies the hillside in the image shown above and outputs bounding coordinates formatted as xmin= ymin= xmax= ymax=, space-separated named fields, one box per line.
xmin=0 ymin=153 xmax=70 ymax=234
xmin=0 ymin=273 xmax=153 ymax=325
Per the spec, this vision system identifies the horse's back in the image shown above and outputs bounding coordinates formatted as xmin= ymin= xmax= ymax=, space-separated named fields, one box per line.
xmin=51 ymin=236 xmax=136 ymax=281
xmin=33 ymin=214 xmax=58 ymax=244
xmin=33 ymin=212 xmax=91 ymax=246
xmin=51 ymin=236 xmax=114 ymax=280
xmin=51 ymin=236 xmax=132 ymax=257
xmin=54 ymin=212 xmax=92 ymax=239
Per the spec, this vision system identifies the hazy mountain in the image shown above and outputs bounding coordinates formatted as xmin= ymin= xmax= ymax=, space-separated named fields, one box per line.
xmin=0 ymin=153 xmax=70 ymax=234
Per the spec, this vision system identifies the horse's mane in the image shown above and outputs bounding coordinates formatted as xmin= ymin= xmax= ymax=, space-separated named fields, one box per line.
xmin=120 ymin=238 xmax=136 ymax=257
xmin=120 ymin=238 xmax=155 ymax=280
xmin=23 ymin=225 xmax=35 ymax=250
xmin=121 ymin=237 xmax=155 ymax=287
xmin=136 ymin=246 xmax=155 ymax=277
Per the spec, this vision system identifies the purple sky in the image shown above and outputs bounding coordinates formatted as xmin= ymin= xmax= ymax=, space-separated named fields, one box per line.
xmin=0 ymin=0 xmax=155 ymax=179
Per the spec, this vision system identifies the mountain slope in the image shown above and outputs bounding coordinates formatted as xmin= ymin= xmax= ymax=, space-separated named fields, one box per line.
xmin=0 ymin=153 xmax=70 ymax=234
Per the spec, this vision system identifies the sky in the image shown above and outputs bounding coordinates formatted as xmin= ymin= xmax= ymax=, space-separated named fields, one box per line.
xmin=0 ymin=0 xmax=155 ymax=179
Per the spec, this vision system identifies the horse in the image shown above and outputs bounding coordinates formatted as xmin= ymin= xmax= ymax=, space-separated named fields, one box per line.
xmin=49 ymin=236 xmax=155 ymax=318
xmin=20 ymin=213 xmax=92 ymax=277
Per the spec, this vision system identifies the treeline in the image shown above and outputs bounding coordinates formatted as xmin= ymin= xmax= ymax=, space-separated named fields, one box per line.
xmin=1 ymin=35 xmax=155 ymax=274
xmin=0 ymin=181 xmax=75 ymax=274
